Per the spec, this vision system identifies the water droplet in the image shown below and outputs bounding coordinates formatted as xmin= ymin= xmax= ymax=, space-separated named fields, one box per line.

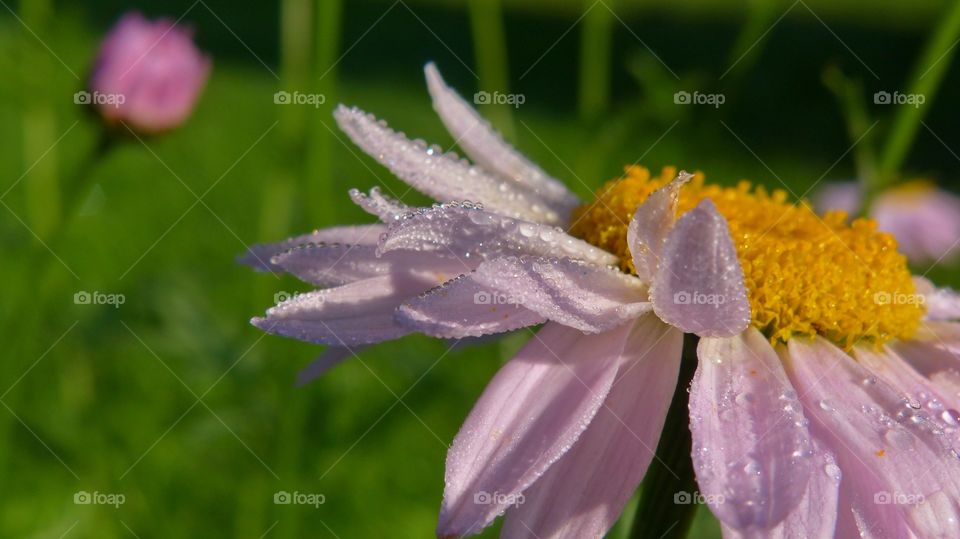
xmin=819 ymin=399 xmax=835 ymax=412
xmin=824 ymin=463 xmax=842 ymax=480
xmin=942 ymin=409 xmax=960 ymax=426
xmin=735 ymin=392 xmax=754 ymax=406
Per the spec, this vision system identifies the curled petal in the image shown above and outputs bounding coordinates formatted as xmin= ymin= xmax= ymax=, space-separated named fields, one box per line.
xmin=238 ymin=224 xmax=386 ymax=271
xmin=424 ymin=63 xmax=579 ymax=218
xmin=627 ymin=170 xmax=692 ymax=280
xmin=377 ymin=203 xmax=617 ymax=266
xmin=437 ymin=322 xmax=630 ymax=537
xmin=501 ymin=315 xmax=682 ymax=539
xmin=471 ymin=256 xmax=651 ymax=333
xmin=396 ymin=274 xmax=545 ymax=338
xmin=651 ymin=199 xmax=751 ymax=337
xmin=690 ymin=329 xmax=813 ymax=531
xmin=334 ymin=105 xmax=562 ymax=225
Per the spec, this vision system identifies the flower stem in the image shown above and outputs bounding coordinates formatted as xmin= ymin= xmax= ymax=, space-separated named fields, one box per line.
xmin=468 ymin=0 xmax=514 ymax=138
xmin=578 ymin=0 xmax=613 ymax=121
xmin=875 ymin=0 xmax=960 ymax=196
xmin=629 ymin=333 xmax=699 ymax=539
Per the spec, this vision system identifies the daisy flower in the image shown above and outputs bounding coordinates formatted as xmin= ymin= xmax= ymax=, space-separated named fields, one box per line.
xmin=243 ymin=64 xmax=960 ymax=538
xmin=815 ymin=180 xmax=960 ymax=265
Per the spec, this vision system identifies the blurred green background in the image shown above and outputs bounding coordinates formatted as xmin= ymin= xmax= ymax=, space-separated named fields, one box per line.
xmin=3 ymin=0 xmax=960 ymax=537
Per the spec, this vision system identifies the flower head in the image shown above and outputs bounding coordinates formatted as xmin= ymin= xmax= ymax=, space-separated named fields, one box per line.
xmin=89 ymin=12 xmax=211 ymax=133
xmin=243 ymin=64 xmax=960 ymax=538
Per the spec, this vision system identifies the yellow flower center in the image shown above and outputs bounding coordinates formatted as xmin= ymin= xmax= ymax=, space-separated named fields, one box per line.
xmin=569 ymin=166 xmax=924 ymax=348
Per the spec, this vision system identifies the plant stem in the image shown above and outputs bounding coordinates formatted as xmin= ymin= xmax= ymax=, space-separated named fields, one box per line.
xmin=876 ymin=0 xmax=960 ymax=196
xmin=468 ymin=0 xmax=514 ymax=137
xmin=306 ymin=0 xmax=343 ymax=225
xmin=630 ymin=333 xmax=699 ymax=539
xmin=578 ymin=0 xmax=614 ymax=121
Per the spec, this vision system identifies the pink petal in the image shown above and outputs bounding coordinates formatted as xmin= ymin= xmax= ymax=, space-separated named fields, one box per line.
xmin=271 ymin=244 xmax=469 ymax=287
xmin=471 ymin=255 xmax=651 ymax=333
xmin=783 ymin=337 xmax=960 ymax=538
xmin=334 ymin=105 xmax=563 ymax=225
xmin=721 ymin=441 xmax=841 ymax=539
xmin=295 ymin=346 xmax=357 ymax=387
xmin=252 ymin=273 xmax=441 ymax=346
xmin=690 ymin=329 xmax=813 ymax=531
xmin=437 ymin=322 xmax=631 ymax=537
xmin=627 ymin=170 xmax=692 ymax=280
xmin=396 ymin=274 xmax=545 ymax=338
xmin=651 ymin=199 xmax=751 ymax=337
xmin=424 ymin=63 xmax=580 ymax=219
xmin=377 ymin=203 xmax=617 ymax=266
xmin=349 ymin=186 xmax=410 ymax=223
xmin=501 ymin=315 xmax=682 ymax=538
xmin=909 ymin=321 xmax=960 ymax=357
xmin=914 ymin=276 xmax=960 ymax=321
xmin=856 ymin=345 xmax=960 ymax=430
xmin=238 ymin=224 xmax=387 ymax=271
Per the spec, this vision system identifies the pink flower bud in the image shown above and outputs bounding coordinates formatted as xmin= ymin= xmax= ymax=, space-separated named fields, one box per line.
xmin=89 ymin=12 xmax=211 ymax=133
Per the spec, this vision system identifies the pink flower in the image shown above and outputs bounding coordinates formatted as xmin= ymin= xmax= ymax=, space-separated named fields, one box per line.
xmin=816 ymin=181 xmax=960 ymax=264
xmin=244 ymin=64 xmax=960 ymax=538
xmin=89 ymin=12 xmax=211 ymax=133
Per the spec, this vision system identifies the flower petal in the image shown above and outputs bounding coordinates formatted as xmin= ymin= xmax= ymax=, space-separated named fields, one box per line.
xmin=271 ymin=244 xmax=469 ymax=287
xmin=295 ymin=346 xmax=357 ymax=387
xmin=377 ymin=203 xmax=617 ymax=266
xmin=690 ymin=329 xmax=813 ymax=531
xmin=238 ymin=224 xmax=386 ymax=271
xmin=721 ymin=442 xmax=841 ymax=539
xmin=396 ymin=274 xmax=545 ymax=338
xmin=471 ymin=256 xmax=651 ymax=333
xmin=627 ymin=170 xmax=692 ymax=280
xmin=423 ymin=63 xmax=579 ymax=218
xmin=436 ymin=322 xmax=630 ymax=537
xmin=500 ymin=315 xmax=682 ymax=539
xmin=349 ymin=186 xmax=410 ymax=223
xmin=914 ymin=276 xmax=960 ymax=321
xmin=783 ymin=337 xmax=960 ymax=538
xmin=651 ymin=199 xmax=751 ymax=337
xmin=334 ymin=105 xmax=563 ymax=225
xmin=252 ymin=273 xmax=442 ymax=346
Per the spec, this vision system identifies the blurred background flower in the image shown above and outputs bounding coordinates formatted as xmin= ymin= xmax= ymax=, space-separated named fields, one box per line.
xmin=816 ymin=180 xmax=960 ymax=264
xmin=3 ymin=0 xmax=960 ymax=537
xmin=88 ymin=12 xmax=211 ymax=133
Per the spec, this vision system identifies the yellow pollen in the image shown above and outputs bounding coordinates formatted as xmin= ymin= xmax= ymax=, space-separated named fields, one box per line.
xmin=569 ymin=166 xmax=924 ymax=348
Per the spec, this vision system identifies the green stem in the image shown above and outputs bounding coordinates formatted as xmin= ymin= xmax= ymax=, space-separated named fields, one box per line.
xmin=578 ymin=0 xmax=614 ymax=121
xmin=468 ymin=0 xmax=514 ymax=137
xmin=822 ymin=65 xmax=878 ymax=207
xmin=630 ymin=334 xmax=699 ymax=539
xmin=876 ymin=0 xmax=960 ymax=195
xmin=306 ymin=0 xmax=343 ymax=225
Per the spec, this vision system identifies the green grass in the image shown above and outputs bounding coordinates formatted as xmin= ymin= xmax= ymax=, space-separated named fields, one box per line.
xmin=2 ymin=4 xmax=959 ymax=538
